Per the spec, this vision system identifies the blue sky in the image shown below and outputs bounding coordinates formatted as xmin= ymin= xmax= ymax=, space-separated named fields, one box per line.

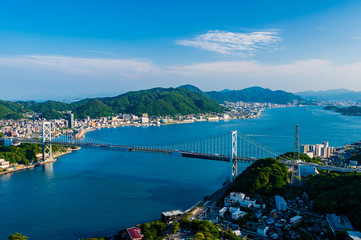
xmin=1 ymin=0 xmax=361 ymax=100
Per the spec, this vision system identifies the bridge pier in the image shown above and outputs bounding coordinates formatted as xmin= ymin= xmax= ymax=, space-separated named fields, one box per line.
xmin=230 ymin=130 xmax=238 ymax=182
xmin=42 ymin=122 xmax=53 ymax=161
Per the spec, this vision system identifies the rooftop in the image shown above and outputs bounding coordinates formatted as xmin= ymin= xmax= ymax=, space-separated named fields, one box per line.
xmin=347 ymin=231 xmax=361 ymax=240
xmin=326 ymin=213 xmax=355 ymax=233
xmin=162 ymin=210 xmax=184 ymax=216
xmin=127 ymin=227 xmax=142 ymax=240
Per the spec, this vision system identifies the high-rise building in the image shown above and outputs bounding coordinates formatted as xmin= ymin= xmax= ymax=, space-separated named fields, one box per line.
xmin=68 ymin=113 xmax=74 ymax=129
xmin=301 ymin=142 xmax=334 ymax=159
xmin=141 ymin=113 xmax=149 ymax=123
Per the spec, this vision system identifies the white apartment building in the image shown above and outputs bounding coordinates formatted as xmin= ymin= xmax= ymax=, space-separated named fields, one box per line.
xmin=0 ymin=159 xmax=10 ymax=169
xmin=275 ymin=195 xmax=287 ymax=211
xmin=224 ymin=192 xmax=246 ymax=206
xmin=301 ymin=142 xmax=335 ymax=159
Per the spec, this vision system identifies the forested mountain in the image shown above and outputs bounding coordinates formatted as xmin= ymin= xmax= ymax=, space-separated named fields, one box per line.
xmin=30 ymin=100 xmax=72 ymax=113
xmin=324 ymin=106 xmax=361 ymax=116
xmin=206 ymin=86 xmax=304 ymax=104
xmin=0 ymin=85 xmax=305 ymax=120
xmin=228 ymin=158 xmax=289 ymax=195
xmin=0 ymin=100 xmax=26 ymax=119
xmin=74 ymin=99 xmax=115 ymax=119
xmin=297 ymin=89 xmax=361 ymax=101
xmin=0 ymin=85 xmax=224 ymax=119
xmin=100 ymin=87 xmax=224 ymax=117
xmin=307 ymin=173 xmax=361 ymax=230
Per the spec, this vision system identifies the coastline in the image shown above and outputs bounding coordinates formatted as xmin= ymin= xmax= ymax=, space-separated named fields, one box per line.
xmin=0 ymin=146 xmax=81 ymax=176
xmin=2 ymin=107 xmax=338 ymax=240
xmin=80 ymin=113 xmax=263 ymax=138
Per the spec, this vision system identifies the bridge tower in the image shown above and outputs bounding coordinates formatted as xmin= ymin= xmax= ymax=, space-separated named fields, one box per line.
xmin=42 ymin=122 xmax=53 ymax=161
xmin=293 ymin=124 xmax=300 ymax=161
xmin=230 ymin=130 xmax=238 ymax=182
xmin=292 ymin=125 xmax=301 ymax=183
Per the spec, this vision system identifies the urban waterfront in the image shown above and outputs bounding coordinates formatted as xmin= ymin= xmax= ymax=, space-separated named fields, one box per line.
xmin=2 ymin=106 xmax=361 ymax=239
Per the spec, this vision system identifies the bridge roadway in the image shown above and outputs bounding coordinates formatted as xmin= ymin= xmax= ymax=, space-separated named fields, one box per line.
xmin=1 ymin=137 xmax=360 ymax=173
xmin=4 ymin=137 xmax=257 ymax=163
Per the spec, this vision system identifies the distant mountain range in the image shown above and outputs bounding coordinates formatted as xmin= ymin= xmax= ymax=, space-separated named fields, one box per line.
xmin=205 ymin=86 xmax=304 ymax=104
xmin=0 ymin=85 xmax=305 ymax=120
xmin=296 ymin=89 xmax=361 ymax=101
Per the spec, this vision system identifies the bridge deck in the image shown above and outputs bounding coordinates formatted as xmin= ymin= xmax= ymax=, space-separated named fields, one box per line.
xmin=1 ymin=137 xmax=359 ymax=173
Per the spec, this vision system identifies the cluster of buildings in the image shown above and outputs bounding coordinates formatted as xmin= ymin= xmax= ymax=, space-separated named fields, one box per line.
xmin=213 ymin=192 xmax=309 ymax=239
xmin=0 ymin=105 xmax=258 ymax=140
xmin=223 ymin=101 xmax=297 ymax=119
xmin=0 ymin=159 xmax=10 ymax=170
xmin=301 ymin=142 xmax=335 ymax=159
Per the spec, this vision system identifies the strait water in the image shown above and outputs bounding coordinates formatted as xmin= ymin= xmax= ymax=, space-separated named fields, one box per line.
xmin=1 ymin=106 xmax=361 ymax=239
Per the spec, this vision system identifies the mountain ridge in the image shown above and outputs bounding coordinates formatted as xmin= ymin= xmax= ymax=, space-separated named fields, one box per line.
xmin=296 ymin=89 xmax=361 ymax=101
xmin=206 ymin=86 xmax=304 ymax=104
xmin=0 ymin=85 xmax=305 ymax=120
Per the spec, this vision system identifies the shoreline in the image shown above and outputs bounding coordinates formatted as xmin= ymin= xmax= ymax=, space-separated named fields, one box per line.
xmin=80 ymin=113 xmax=263 ymax=138
xmin=77 ymin=105 xmax=305 ymax=139
xmin=0 ymin=146 xmax=81 ymax=176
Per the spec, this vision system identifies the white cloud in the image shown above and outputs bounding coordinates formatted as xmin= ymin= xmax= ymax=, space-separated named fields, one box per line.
xmin=165 ymin=59 xmax=361 ymax=92
xmin=176 ymin=30 xmax=282 ymax=55
xmin=2 ymin=54 xmax=361 ymax=100
xmin=0 ymin=55 xmax=159 ymax=77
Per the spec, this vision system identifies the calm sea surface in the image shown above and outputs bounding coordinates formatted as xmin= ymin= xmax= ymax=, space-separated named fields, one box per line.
xmin=1 ymin=106 xmax=361 ymax=239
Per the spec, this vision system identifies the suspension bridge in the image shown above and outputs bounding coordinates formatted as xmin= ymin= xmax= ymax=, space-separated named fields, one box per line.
xmin=0 ymin=122 xmax=359 ymax=181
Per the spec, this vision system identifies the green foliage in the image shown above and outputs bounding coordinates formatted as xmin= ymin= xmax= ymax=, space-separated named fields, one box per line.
xmin=1 ymin=85 xmax=224 ymax=120
xmin=141 ymin=220 xmax=167 ymax=240
xmin=307 ymin=173 xmax=361 ymax=230
xmin=172 ymin=222 xmax=180 ymax=234
xmin=39 ymin=109 xmax=66 ymax=120
xmin=348 ymin=151 xmax=361 ymax=165
xmin=8 ymin=233 xmax=29 ymax=240
xmin=30 ymin=100 xmax=72 ymax=113
xmin=0 ymin=143 xmax=42 ymax=165
xmin=0 ymin=132 xmax=4 ymax=137
xmin=179 ymin=219 xmax=221 ymax=240
xmin=177 ymin=84 xmax=212 ymax=98
xmin=223 ymin=229 xmax=244 ymax=240
xmin=0 ymin=100 xmax=25 ymax=119
xmin=228 ymin=158 xmax=289 ymax=195
xmin=73 ymin=99 xmax=115 ymax=119
xmin=100 ymin=87 xmax=224 ymax=116
xmin=324 ymin=106 xmax=361 ymax=116
xmin=283 ymin=152 xmax=321 ymax=164
xmin=206 ymin=86 xmax=304 ymax=104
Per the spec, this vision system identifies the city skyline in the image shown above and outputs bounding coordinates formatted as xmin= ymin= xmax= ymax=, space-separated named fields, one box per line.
xmin=2 ymin=0 xmax=361 ymax=100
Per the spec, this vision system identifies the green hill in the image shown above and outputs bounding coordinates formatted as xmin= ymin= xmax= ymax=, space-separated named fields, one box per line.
xmin=206 ymin=91 xmax=234 ymax=103
xmin=99 ymin=87 xmax=224 ymax=117
xmin=206 ymin=86 xmax=304 ymax=104
xmin=307 ymin=173 xmax=361 ymax=230
xmin=324 ymin=106 xmax=361 ymax=116
xmin=73 ymin=99 xmax=115 ymax=119
xmin=30 ymin=100 xmax=72 ymax=113
xmin=0 ymin=100 xmax=25 ymax=119
xmin=0 ymin=86 xmax=224 ymax=120
xmin=228 ymin=158 xmax=289 ymax=195
xmin=39 ymin=109 xmax=66 ymax=120
xmin=177 ymin=84 xmax=212 ymax=98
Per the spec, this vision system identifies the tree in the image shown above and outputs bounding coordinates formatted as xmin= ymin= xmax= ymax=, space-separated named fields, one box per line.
xmin=224 ymin=230 xmax=243 ymax=240
xmin=193 ymin=232 xmax=205 ymax=240
xmin=8 ymin=233 xmax=29 ymax=240
xmin=172 ymin=222 xmax=180 ymax=234
xmin=228 ymin=158 xmax=289 ymax=195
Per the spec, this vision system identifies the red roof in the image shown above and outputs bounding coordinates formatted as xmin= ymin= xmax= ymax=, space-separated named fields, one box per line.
xmin=127 ymin=227 xmax=142 ymax=240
